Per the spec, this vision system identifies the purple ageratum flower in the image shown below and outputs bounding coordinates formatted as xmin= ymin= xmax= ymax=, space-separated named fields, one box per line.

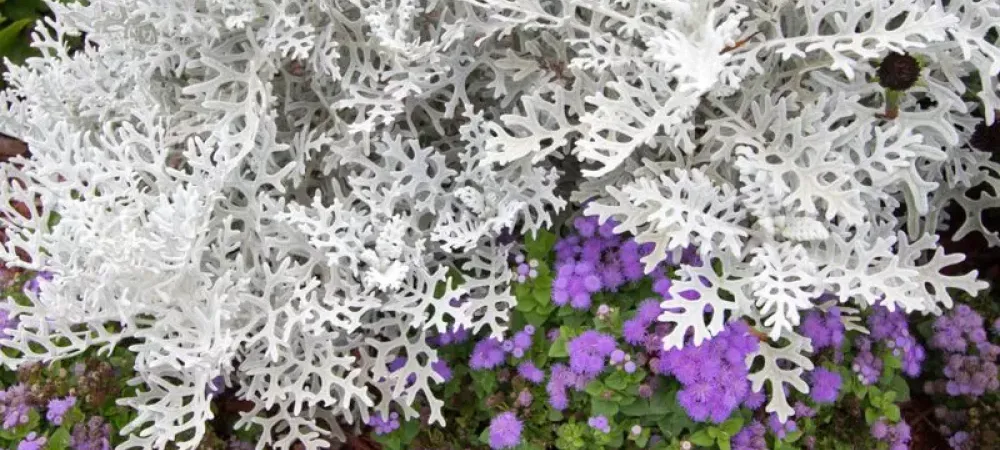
xmin=867 ymin=305 xmax=925 ymax=377
xmin=46 ymin=395 xmax=77 ymax=425
xmin=635 ymin=299 xmax=662 ymax=324
xmin=0 ymin=307 xmax=17 ymax=339
xmin=471 ymin=338 xmax=506 ymax=370
xmin=588 ymin=415 xmax=611 ymax=433
xmin=517 ymin=361 xmax=545 ymax=384
xmin=948 ymin=431 xmax=970 ymax=449
xmin=0 ymin=383 xmax=32 ymax=429
xmin=808 ymin=367 xmax=842 ymax=403
xmin=70 ymin=416 xmax=112 ymax=450
xmin=622 ymin=318 xmax=649 ymax=346
xmin=18 ymin=432 xmax=46 ymax=450
xmin=488 ymin=412 xmax=523 ymax=449
xmin=23 ymin=271 xmax=54 ymax=295
xmin=800 ymin=307 xmax=845 ymax=352
xmin=567 ymin=331 xmax=616 ymax=377
xmin=767 ymin=414 xmax=797 ymax=440
xmin=367 ymin=412 xmax=401 ymax=435
xmin=742 ymin=390 xmax=765 ymax=409
xmin=731 ymin=421 xmax=766 ymax=450
xmin=432 ymin=360 xmax=452 ymax=382
xmin=623 ymin=361 xmax=637 ymax=373
xmin=659 ymin=321 xmax=759 ymax=423
xmin=610 ymin=349 xmax=626 ymax=365
xmin=227 ymin=438 xmax=254 ymax=450
xmin=516 ymin=390 xmax=533 ymax=407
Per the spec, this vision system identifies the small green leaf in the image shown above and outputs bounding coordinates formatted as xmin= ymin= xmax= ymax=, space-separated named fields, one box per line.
xmin=591 ymin=399 xmax=619 ymax=417
xmin=688 ymin=429 xmax=714 ymax=446
xmin=549 ymin=334 xmax=568 ymax=358
xmin=864 ymin=408 xmax=878 ymax=424
xmin=48 ymin=427 xmax=71 ymax=450
xmin=885 ymin=404 xmax=901 ymax=422
xmin=717 ymin=433 xmax=732 ymax=450
xmin=605 ymin=371 xmax=628 ymax=391
xmin=720 ymin=417 xmax=744 ymax=436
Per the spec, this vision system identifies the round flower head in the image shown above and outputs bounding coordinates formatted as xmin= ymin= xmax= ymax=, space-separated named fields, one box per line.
xmin=471 ymin=338 xmax=506 ymax=370
xmin=567 ymin=331 xmax=616 ymax=377
xmin=588 ymin=415 xmax=611 ymax=433
xmin=488 ymin=412 xmax=523 ymax=449
xmin=808 ymin=367 xmax=842 ymax=403
xmin=877 ymin=52 xmax=920 ymax=91
xmin=517 ymin=361 xmax=545 ymax=384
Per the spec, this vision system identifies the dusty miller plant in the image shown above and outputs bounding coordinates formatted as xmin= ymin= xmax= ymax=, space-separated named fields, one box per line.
xmin=0 ymin=0 xmax=996 ymax=448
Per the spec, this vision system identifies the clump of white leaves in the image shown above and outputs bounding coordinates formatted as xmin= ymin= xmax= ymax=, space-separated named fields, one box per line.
xmin=0 ymin=0 xmax=996 ymax=446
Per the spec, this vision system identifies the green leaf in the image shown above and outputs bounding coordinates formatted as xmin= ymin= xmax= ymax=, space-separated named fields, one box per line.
xmin=0 ymin=18 xmax=32 ymax=59
xmin=717 ymin=432 xmax=732 ymax=450
xmin=720 ymin=417 xmax=744 ymax=436
xmin=885 ymin=404 xmax=901 ymax=422
xmin=48 ymin=427 xmax=71 ymax=450
xmin=605 ymin=371 xmax=628 ymax=391
xmin=525 ymin=230 xmax=557 ymax=260
xmin=864 ymin=408 xmax=878 ymax=425
xmin=591 ymin=399 xmax=619 ymax=417
xmin=401 ymin=419 xmax=420 ymax=442
xmin=549 ymin=334 xmax=568 ymax=358
xmin=533 ymin=285 xmax=551 ymax=307
xmin=888 ymin=375 xmax=910 ymax=403
xmin=688 ymin=429 xmax=714 ymax=447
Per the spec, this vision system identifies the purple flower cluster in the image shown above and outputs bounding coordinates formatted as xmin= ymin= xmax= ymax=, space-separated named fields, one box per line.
xmin=70 ymin=417 xmax=112 ymax=450
xmin=227 ymin=438 xmax=255 ymax=450
xmin=367 ymin=412 xmax=401 ymax=435
xmin=551 ymin=216 xmax=652 ymax=309
xmin=23 ymin=271 xmax=53 ymax=295
xmin=488 ymin=412 xmax=523 ymax=449
xmin=807 ymin=367 xmax=842 ymax=403
xmin=622 ymin=299 xmax=663 ymax=346
xmin=932 ymin=304 xmax=988 ymax=353
xmin=513 ymin=254 xmax=539 ymax=283
xmin=767 ymin=413 xmax=797 ymax=439
xmin=588 ymin=415 xmax=611 ymax=433
xmin=46 ymin=395 xmax=76 ymax=425
xmin=470 ymin=326 xmax=538 ymax=372
xmin=517 ymin=361 xmax=545 ymax=384
xmin=868 ymin=305 xmax=925 ymax=377
xmin=546 ymin=363 xmax=586 ymax=410
xmin=0 ymin=383 xmax=32 ymax=429
xmin=731 ymin=421 xmax=766 ymax=450
xmin=0 ymin=306 xmax=16 ymax=339
xmin=567 ymin=331 xmax=616 ymax=377
xmin=470 ymin=338 xmax=506 ymax=370
xmin=800 ymin=305 xmax=845 ymax=352
xmin=656 ymin=321 xmax=760 ymax=422
xmin=851 ymin=337 xmax=883 ymax=385
xmin=870 ymin=419 xmax=911 ymax=450
xmin=927 ymin=304 xmax=1000 ymax=397
xmin=18 ymin=432 xmax=46 ymax=450
xmin=430 ymin=325 xmax=470 ymax=347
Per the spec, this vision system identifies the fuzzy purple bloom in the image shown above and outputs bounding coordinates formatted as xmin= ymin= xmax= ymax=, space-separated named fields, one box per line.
xmin=18 ymin=432 xmax=46 ymax=450
xmin=70 ymin=416 xmax=112 ymax=450
xmin=567 ymin=331 xmax=616 ymax=377
xmin=46 ymin=395 xmax=77 ymax=425
xmin=517 ymin=361 xmax=545 ymax=384
xmin=471 ymin=338 xmax=506 ymax=370
xmin=588 ymin=415 xmax=611 ymax=433
xmin=809 ymin=368 xmax=842 ymax=403
xmin=489 ymin=412 xmax=523 ymax=449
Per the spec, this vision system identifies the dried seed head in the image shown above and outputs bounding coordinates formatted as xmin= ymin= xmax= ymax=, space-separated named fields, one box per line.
xmin=971 ymin=121 xmax=1000 ymax=153
xmin=877 ymin=52 xmax=920 ymax=91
